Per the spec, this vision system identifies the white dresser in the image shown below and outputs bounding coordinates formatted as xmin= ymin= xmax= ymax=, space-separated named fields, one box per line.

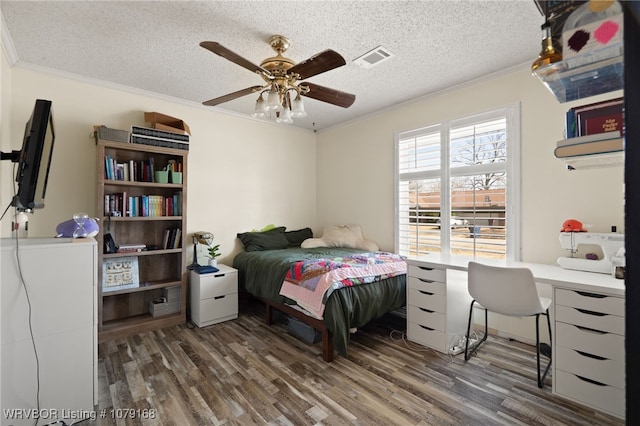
xmin=189 ymin=265 xmax=238 ymax=327
xmin=405 ymin=260 xmax=471 ymax=353
xmin=1 ymin=238 xmax=97 ymax=426
xmin=554 ymin=288 xmax=625 ymax=418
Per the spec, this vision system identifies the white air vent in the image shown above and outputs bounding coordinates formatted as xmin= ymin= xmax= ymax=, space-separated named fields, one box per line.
xmin=353 ymin=45 xmax=394 ymax=69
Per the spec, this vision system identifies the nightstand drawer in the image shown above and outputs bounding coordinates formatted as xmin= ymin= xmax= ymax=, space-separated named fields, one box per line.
xmin=193 ymin=293 xmax=238 ymax=327
xmin=196 ymin=272 xmax=237 ymax=299
xmin=407 ymin=264 xmax=446 ymax=282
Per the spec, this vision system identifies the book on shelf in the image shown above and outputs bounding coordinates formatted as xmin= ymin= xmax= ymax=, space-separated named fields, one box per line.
xmin=565 ymin=97 xmax=624 ymax=138
xmin=554 ymin=138 xmax=623 ymax=158
xmin=163 ymin=227 xmax=182 ymax=249
xmin=105 ymin=192 xmax=128 ymax=217
xmin=104 ymin=155 xmax=157 ymax=182
xmin=102 ymin=256 xmax=140 ymax=292
xmin=117 ymin=243 xmax=146 ymax=253
xmin=556 ymin=130 xmax=621 ymax=148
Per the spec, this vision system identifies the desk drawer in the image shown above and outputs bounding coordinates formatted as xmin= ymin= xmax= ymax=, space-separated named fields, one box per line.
xmin=407 ymin=305 xmax=445 ymax=331
xmin=555 ymin=305 xmax=623 ymax=335
xmin=555 ymin=289 xmax=623 ymax=316
xmin=407 ymin=264 xmax=446 ymax=282
xmin=407 ymin=321 xmax=446 ymax=351
xmin=556 ymin=345 xmax=624 ymax=389
xmin=555 ymin=369 xmax=624 ymax=419
xmin=407 ymin=276 xmax=445 ymax=295
xmin=556 ymin=322 xmax=624 ymax=361
xmin=408 ymin=288 xmax=445 ymax=313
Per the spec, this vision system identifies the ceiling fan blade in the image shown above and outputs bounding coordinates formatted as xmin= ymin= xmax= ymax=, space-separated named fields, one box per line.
xmin=200 ymin=41 xmax=269 ymax=75
xmin=288 ymin=50 xmax=346 ymax=80
xmin=203 ymin=86 xmax=263 ymax=106
xmin=302 ymin=82 xmax=356 ymax=108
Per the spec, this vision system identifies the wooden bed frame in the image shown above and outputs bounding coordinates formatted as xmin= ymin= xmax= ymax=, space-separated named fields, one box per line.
xmin=257 ymin=296 xmax=335 ymax=362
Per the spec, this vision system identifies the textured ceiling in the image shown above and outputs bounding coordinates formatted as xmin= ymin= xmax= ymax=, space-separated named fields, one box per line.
xmin=0 ymin=1 xmax=544 ymax=131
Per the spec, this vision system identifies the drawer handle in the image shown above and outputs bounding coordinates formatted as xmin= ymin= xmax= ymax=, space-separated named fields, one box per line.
xmin=419 ymin=290 xmax=434 ymax=296
xmin=214 ymin=273 xmax=226 ymax=278
xmin=575 ymin=325 xmax=606 ymax=335
xmin=214 ymin=295 xmax=226 ymax=300
xmin=575 ymin=349 xmax=607 ymax=361
xmin=575 ymin=374 xmax=607 ymax=387
xmin=419 ymin=325 xmax=435 ymax=331
xmin=419 ymin=308 xmax=435 ymax=313
xmin=418 ymin=278 xmax=435 ymax=283
xmin=418 ymin=266 xmax=434 ymax=271
xmin=575 ymin=291 xmax=607 ymax=299
xmin=575 ymin=308 xmax=606 ymax=317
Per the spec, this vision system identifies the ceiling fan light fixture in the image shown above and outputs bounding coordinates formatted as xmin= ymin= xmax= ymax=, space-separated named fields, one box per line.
xmin=276 ymin=107 xmax=293 ymax=124
xmin=252 ymin=94 xmax=268 ymax=118
xmin=266 ymin=86 xmax=281 ymax=111
xmin=291 ymin=95 xmax=307 ymax=118
xmin=200 ymin=36 xmax=355 ymax=125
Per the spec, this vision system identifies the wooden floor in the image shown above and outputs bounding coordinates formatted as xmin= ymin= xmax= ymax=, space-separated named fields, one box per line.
xmin=95 ymin=301 xmax=624 ymax=426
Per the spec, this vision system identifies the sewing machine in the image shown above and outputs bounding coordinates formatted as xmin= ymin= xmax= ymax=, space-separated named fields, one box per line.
xmin=557 ymin=232 xmax=625 ymax=275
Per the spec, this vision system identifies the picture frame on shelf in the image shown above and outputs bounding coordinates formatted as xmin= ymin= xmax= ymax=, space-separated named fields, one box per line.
xmin=102 ymin=256 xmax=140 ymax=292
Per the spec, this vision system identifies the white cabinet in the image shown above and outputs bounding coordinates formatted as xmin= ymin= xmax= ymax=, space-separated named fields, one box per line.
xmin=553 ymin=288 xmax=625 ymax=419
xmin=1 ymin=238 xmax=97 ymax=426
xmin=189 ymin=265 xmax=238 ymax=327
xmin=405 ymin=261 xmax=471 ymax=353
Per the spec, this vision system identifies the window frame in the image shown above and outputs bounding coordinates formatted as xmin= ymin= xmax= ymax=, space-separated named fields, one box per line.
xmin=394 ymin=103 xmax=522 ymax=261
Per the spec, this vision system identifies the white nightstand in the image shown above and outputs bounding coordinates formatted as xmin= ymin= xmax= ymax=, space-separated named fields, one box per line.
xmin=189 ymin=264 xmax=238 ymax=327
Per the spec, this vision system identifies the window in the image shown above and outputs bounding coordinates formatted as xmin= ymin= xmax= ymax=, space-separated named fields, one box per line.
xmin=395 ymin=105 xmax=521 ymax=260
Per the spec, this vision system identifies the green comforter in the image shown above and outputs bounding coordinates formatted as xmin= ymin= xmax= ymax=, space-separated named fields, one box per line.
xmin=232 ymin=247 xmax=406 ymax=357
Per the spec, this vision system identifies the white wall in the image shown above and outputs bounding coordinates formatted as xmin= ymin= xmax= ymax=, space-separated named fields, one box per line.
xmin=316 ymin=66 xmax=624 ymax=265
xmin=0 ymin=63 xmax=317 ymax=267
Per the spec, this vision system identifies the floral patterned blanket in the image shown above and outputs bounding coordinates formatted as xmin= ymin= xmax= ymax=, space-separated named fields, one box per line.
xmin=279 ymin=252 xmax=406 ymax=318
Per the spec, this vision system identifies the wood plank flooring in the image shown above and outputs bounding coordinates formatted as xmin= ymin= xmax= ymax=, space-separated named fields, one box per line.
xmin=96 ymin=301 xmax=624 ymax=425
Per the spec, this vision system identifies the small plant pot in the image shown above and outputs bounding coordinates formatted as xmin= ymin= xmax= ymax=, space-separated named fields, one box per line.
xmin=209 ymin=259 xmax=218 ymax=267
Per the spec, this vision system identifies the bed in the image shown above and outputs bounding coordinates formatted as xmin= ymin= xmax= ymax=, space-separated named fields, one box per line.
xmin=232 ymin=226 xmax=406 ymax=361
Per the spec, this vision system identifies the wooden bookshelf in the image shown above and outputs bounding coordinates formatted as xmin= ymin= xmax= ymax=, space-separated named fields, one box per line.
xmin=95 ymin=139 xmax=188 ymax=343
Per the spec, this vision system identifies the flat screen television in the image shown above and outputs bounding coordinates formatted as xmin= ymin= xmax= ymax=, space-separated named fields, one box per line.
xmin=13 ymin=99 xmax=55 ymax=212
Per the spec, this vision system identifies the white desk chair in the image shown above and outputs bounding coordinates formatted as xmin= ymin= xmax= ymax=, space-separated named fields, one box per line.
xmin=464 ymin=261 xmax=552 ymax=388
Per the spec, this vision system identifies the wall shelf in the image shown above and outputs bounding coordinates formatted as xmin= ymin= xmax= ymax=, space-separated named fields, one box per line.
xmin=563 ymin=151 xmax=624 ymax=170
xmin=533 ymin=43 xmax=623 ymax=103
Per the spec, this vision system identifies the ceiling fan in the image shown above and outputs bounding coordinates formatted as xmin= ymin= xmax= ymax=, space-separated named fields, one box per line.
xmin=200 ymin=35 xmax=356 ymax=123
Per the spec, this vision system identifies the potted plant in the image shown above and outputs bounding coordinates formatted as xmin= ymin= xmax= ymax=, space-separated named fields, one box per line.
xmin=207 ymin=243 xmax=221 ymax=267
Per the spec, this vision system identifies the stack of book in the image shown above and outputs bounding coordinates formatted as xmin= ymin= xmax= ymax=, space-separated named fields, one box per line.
xmin=557 ymin=97 xmax=624 ymax=159
xmin=565 ymin=97 xmax=624 ymax=139
xmin=130 ymin=125 xmax=189 ymax=151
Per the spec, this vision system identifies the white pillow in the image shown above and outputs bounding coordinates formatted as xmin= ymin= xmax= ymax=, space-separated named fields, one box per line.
xmin=301 ymin=224 xmax=379 ymax=251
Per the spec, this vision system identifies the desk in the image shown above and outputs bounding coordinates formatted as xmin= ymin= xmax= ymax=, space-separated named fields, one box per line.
xmin=405 ymin=254 xmax=624 ymax=420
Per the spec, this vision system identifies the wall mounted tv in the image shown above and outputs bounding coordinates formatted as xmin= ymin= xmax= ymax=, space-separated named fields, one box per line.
xmin=0 ymin=99 xmax=55 ymax=212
